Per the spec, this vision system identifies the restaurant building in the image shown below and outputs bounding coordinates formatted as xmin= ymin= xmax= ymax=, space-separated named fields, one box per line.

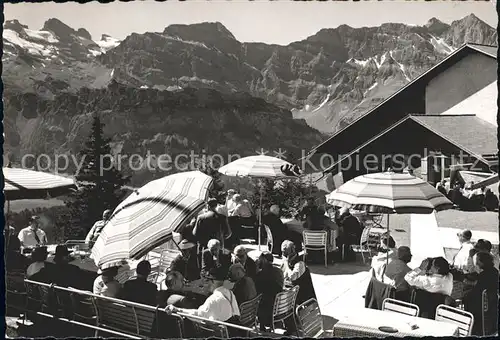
xmin=307 ymin=43 xmax=498 ymax=185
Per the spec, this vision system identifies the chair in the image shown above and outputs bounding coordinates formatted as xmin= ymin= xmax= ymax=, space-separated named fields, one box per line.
xmin=64 ymin=239 xmax=90 ymax=252
xmin=264 ymin=225 xmax=273 ymax=253
xmin=155 ymin=249 xmax=182 ymax=284
xmin=435 ymin=304 xmax=474 ymax=336
xmin=352 ymin=227 xmax=373 ymax=263
xmin=239 ymin=294 xmax=262 ymax=329
xmin=302 ymin=230 xmax=328 ymax=267
xmin=271 ymin=285 xmax=300 ymax=335
xmin=190 ymin=318 xmax=229 ymax=338
xmin=410 ymin=286 xmax=455 ymax=319
xmin=295 ymin=298 xmax=331 ymax=338
xmin=382 ymin=298 xmax=419 ymax=317
xmin=69 ymin=290 xmax=97 ymax=324
xmin=481 ymin=289 xmax=498 ymax=336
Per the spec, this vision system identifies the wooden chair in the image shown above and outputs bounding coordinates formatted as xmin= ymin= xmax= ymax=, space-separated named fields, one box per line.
xmin=382 ymin=298 xmax=419 ymax=317
xmin=435 ymin=304 xmax=474 ymax=336
xmin=302 ymin=230 xmax=328 ymax=267
xmin=271 ymin=285 xmax=300 ymax=334
xmin=239 ymin=294 xmax=262 ymax=329
xmin=295 ymin=298 xmax=331 ymax=338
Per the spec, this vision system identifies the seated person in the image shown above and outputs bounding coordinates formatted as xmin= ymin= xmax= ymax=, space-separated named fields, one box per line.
xmin=371 ymin=236 xmax=398 ymax=280
xmin=47 ymin=245 xmax=84 ymax=289
xmin=121 ymin=260 xmax=157 ymax=305
xmin=262 ymin=205 xmax=288 ymax=255
xmin=463 ymin=252 xmax=499 ymax=335
xmin=232 ymin=245 xmax=257 ymax=279
xmin=436 ymin=180 xmax=448 ymax=197
xmin=166 ymin=269 xmax=240 ymax=323
xmin=337 ymin=207 xmax=363 ymax=249
xmin=296 ymin=197 xmax=318 ymax=222
xmin=451 ymin=229 xmax=475 ymax=279
xmin=483 ymin=188 xmax=499 ymax=211
xmin=93 ymin=266 xmax=122 ymax=298
xmin=255 ymin=252 xmax=284 ymax=330
xmin=228 ymin=263 xmax=257 ymax=306
xmin=201 ymin=239 xmax=231 ymax=279
xmin=158 ymin=271 xmax=196 ymax=308
xmin=405 ymin=257 xmax=453 ymax=296
xmin=26 ymin=246 xmax=48 ymax=278
xmin=5 ymin=235 xmax=30 ymax=274
xmin=381 ymin=246 xmax=413 ymax=301
xmin=229 ymin=194 xmax=255 ymax=224
xmin=281 ymin=240 xmax=316 ymax=306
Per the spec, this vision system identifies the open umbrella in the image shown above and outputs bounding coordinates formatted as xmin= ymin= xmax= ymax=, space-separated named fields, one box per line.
xmin=3 ymin=167 xmax=77 ymax=201
xmin=91 ymin=171 xmax=213 ymax=269
xmin=218 ymin=155 xmax=302 ymax=250
xmin=325 ymin=171 xmax=453 ymax=270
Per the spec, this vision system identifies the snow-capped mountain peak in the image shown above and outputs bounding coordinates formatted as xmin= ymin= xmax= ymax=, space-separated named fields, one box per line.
xmin=97 ymin=34 xmax=122 ymax=53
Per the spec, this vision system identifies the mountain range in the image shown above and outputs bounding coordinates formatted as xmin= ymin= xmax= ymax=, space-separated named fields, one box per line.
xmin=2 ymin=14 xmax=497 ymax=183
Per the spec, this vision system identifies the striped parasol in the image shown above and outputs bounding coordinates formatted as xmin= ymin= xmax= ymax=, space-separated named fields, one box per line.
xmin=218 ymin=155 xmax=301 ymax=178
xmin=218 ymin=155 xmax=302 ymax=250
xmin=325 ymin=171 xmax=453 ymax=214
xmin=326 ymin=171 xmax=452 ymax=272
xmin=91 ymin=171 xmax=213 ymax=269
xmin=3 ymin=167 xmax=77 ymax=200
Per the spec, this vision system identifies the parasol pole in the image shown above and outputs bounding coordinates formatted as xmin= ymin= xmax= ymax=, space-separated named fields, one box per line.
xmin=258 ymin=180 xmax=263 ymax=251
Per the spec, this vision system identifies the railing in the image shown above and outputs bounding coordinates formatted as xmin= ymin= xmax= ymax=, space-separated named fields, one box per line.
xmin=19 ymin=279 xmax=282 ymax=338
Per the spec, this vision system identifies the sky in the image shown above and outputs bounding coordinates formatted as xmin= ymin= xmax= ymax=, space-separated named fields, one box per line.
xmin=4 ymin=1 xmax=498 ymax=45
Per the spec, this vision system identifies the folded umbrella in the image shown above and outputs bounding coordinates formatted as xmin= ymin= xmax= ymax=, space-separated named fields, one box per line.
xmin=3 ymin=167 xmax=77 ymax=200
xmin=91 ymin=171 xmax=213 ymax=269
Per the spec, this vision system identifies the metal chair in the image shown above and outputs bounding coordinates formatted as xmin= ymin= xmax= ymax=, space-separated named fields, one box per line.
xmin=382 ymin=298 xmax=420 ymax=317
xmin=64 ymin=239 xmax=90 ymax=252
xmin=191 ymin=318 xmax=230 ymax=338
xmin=271 ymin=285 xmax=300 ymax=335
xmin=295 ymin=298 xmax=331 ymax=338
xmin=435 ymin=304 xmax=474 ymax=336
xmin=155 ymin=249 xmax=182 ymax=284
xmin=302 ymin=230 xmax=328 ymax=267
xmin=481 ymin=289 xmax=498 ymax=336
xmin=264 ymin=225 xmax=273 ymax=252
xmin=239 ymin=294 xmax=262 ymax=329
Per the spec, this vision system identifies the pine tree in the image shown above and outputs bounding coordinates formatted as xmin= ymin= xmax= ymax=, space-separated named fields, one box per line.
xmin=64 ymin=113 xmax=130 ymax=239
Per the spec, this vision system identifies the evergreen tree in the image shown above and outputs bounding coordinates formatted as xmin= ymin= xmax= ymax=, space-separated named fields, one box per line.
xmin=64 ymin=113 xmax=130 ymax=239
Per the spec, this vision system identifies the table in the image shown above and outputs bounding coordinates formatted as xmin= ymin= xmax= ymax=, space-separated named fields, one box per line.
xmin=333 ymin=308 xmax=459 ymax=337
xmin=246 ymin=251 xmax=284 ymax=268
xmin=281 ymin=218 xmax=303 ymax=235
xmin=181 ymin=278 xmax=212 ymax=298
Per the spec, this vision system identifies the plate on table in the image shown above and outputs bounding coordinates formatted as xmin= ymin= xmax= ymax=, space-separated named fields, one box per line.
xmin=378 ymin=326 xmax=398 ymax=333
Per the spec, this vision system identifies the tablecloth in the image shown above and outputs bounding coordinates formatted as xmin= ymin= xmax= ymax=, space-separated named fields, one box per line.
xmin=333 ymin=308 xmax=459 ymax=337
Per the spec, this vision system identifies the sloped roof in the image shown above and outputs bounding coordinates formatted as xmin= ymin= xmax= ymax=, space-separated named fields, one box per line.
xmin=323 ymin=114 xmax=496 ymax=173
xmin=311 ymin=43 xmax=498 ymax=155
xmin=467 ymin=43 xmax=498 ymax=58
xmin=410 ymin=115 xmax=497 ymax=157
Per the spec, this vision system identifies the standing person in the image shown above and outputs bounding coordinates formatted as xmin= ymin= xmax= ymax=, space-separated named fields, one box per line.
xmin=85 ymin=209 xmax=112 ymax=246
xmin=193 ymin=199 xmax=231 ymax=266
xmin=18 ymin=216 xmax=47 ymax=252
xmin=451 ymin=230 xmax=475 ymax=275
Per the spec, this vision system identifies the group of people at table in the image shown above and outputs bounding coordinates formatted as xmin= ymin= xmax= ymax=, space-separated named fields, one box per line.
xmin=438 ymin=180 xmax=499 ymax=212
xmin=368 ymin=229 xmax=498 ymax=335
xmin=6 ymin=192 xmax=342 ymax=336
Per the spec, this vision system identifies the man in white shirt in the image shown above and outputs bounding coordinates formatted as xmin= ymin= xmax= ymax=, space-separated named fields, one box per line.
xmin=18 ymin=216 xmax=47 ymax=250
xmin=225 ymin=189 xmax=237 ymax=214
xmin=452 ymin=229 xmax=474 ymax=274
xmin=85 ymin=210 xmax=112 ymax=245
xmin=166 ymin=270 xmax=240 ymax=322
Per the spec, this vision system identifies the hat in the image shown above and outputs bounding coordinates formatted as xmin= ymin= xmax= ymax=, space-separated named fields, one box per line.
xmin=99 ymin=266 xmax=119 ymax=277
xmin=54 ymin=245 xmax=70 ymax=257
xmin=457 ymin=229 xmax=472 ymax=240
xmin=178 ymin=239 xmax=196 ymax=250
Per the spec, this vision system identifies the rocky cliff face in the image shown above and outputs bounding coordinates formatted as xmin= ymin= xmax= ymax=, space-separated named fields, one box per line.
xmin=2 ymin=14 xmax=496 ymax=177
xmin=3 ymin=81 xmax=323 ymax=186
